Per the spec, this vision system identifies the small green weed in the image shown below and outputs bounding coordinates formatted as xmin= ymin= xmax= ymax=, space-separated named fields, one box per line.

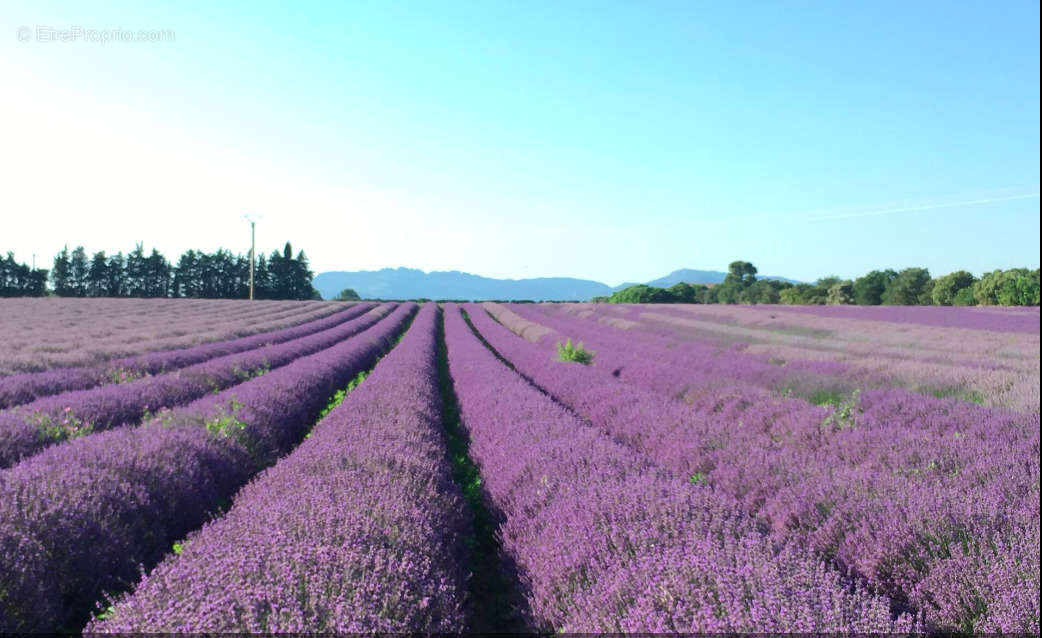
xmin=924 ymin=386 xmax=987 ymax=405
xmin=318 ymin=370 xmax=368 ymax=421
xmin=305 ymin=370 xmax=371 ymax=440
xmin=31 ymin=408 xmax=92 ymax=442
xmin=95 ymin=605 xmax=116 ymax=621
xmin=556 ymin=338 xmax=594 ymax=365
xmin=107 ymin=367 xmax=149 ymax=384
xmin=233 ymin=363 xmax=270 ymax=382
xmin=141 ymin=405 xmax=176 ymax=427
xmin=808 ymin=389 xmax=847 ymax=407
xmin=204 ymin=400 xmax=247 ymax=440
xmin=820 ymin=389 xmax=861 ymax=430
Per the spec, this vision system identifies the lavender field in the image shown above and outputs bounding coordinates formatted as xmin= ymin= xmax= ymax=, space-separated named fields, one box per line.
xmin=0 ymin=299 xmax=1038 ymax=633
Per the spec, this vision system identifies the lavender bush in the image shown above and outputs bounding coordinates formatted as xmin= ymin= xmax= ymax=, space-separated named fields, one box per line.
xmin=496 ymin=302 xmax=856 ymax=404
xmin=0 ymin=298 xmax=342 ymax=374
xmin=0 ymin=303 xmax=416 ymax=633
xmin=0 ymin=302 xmax=373 ymax=409
xmin=759 ymin=303 xmax=1040 ymax=334
xmin=466 ymin=303 xmax=1040 ymax=632
xmin=0 ymin=304 xmax=392 ymax=467
xmin=443 ymin=304 xmax=913 ymax=633
xmin=87 ymin=304 xmax=471 ymax=632
xmin=628 ymin=303 xmax=1040 ymax=412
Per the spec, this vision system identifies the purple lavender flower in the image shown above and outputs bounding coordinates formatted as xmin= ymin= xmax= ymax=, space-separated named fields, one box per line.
xmin=0 ymin=303 xmax=415 ymax=633
xmin=87 ymin=304 xmax=470 ymax=633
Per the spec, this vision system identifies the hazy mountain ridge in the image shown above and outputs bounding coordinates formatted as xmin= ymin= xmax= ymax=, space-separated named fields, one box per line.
xmin=645 ymin=269 xmax=802 ymax=288
xmin=314 ymin=267 xmax=802 ymax=301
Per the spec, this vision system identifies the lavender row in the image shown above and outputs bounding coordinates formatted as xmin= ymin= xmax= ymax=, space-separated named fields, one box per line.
xmin=465 ymin=304 xmax=1040 ymax=632
xmin=0 ymin=302 xmax=373 ymax=409
xmin=633 ymin=303 xmax=1040 ymax=413
xmin=443 ymin=304 xmax=911 ymax=633
xmin=0 ymin=302 xmax=417 ymax=633
xmin=0 ymin=303 xmax=394 ymax=468
xmin=108 ymin=302 xmax=373 ymax=375
xmin=759 ymin=303 xmax=1041 ymax=334
xmin=539 ymin=301 xmax=1037 ymax=416
xmin=88 ymin=304 xmax=470 ymax=632
xmin=0 ymin=298 xmax=339 ymax=374
xmin=500 ymin=302 xmax=855 ymax=403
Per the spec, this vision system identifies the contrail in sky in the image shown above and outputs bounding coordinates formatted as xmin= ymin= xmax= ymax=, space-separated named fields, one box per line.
xmin=806 ymin=192 xmax=1040 ymax=222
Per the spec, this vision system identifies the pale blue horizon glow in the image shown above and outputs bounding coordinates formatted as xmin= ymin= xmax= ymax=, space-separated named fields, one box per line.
xmin=1 ymin=0 xmax=1038 ymax=286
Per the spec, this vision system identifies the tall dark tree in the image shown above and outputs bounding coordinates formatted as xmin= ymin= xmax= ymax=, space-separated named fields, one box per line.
xmin=0 ymin=252 xmax=48 ymax=297
xmin=292 ymin=249 xmax=317 ymax=300
xmin=124 ymin=243 xmax=148 ymax=297
xmin=1 ymin=253 xmax=20 ymax=297
xmin=667 ymin=282 xmax=700 ymax=303
xmin=700 ymin=286 xmax=719 ymax=303
xmin=253 ymin=253 xmax=271 ymax=299
xmin=28 ymin=265 xmax=48 ymax=296
xmin=144 ymin=248 xmax=171 ymax=297
xmin=826 ymin=280 xmax=855 ymax=305
xmin=713 ymin=260 xmax=759 ymax=304
xmin=106 ymin=252 xmax=126 ymax=297
xmin=69 ymin=246 xmax=90 ymax=297
xmin=852 ymin=269 xmax=897 ymax=305
xmin=741 ymin=279 xmax=785 ymax=304
xmin=608 ymin=284 xmax=674 ymax=303
xmin=176 ymin=249 xmax=204 ymax=298
xmin=932 ymin=270 xmax=976 ymax=306
xmin=779 ymin=283 xmax=827 ymax=305
xmin=50 ymin=246 xmax=73 ymax=296
xmin=209 ymin=249 xmax=238 ymax=298
xmin=334 ymin=288 xmax=361 ymax=301
xmin=38 ymin=241 xmax=316 ymax=300
xmin=172 ymin=250 xmax=197 ymax=298
xmin=267 ymin=243 xmax=292 ymax=299
xmin=975 ymin=268 xmax=1041 ymax=306
xmin=883 ymin=267 xmax=932 ymax=305
xmin=87 ymin=251 xmax=109 ymax=297
xmin=724 ymin=261 xmax=758 ymax=286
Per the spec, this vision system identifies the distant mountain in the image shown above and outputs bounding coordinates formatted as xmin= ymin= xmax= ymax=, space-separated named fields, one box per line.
xmin=314 ymin=267 xmax=802 ymax=301
xmin=645 ymin=269 xmax=802 ymax=287
xmin=314 ymin=268 xmax=613 ymax=301
xmin=610 ymin=281 xmax=642 ymax=292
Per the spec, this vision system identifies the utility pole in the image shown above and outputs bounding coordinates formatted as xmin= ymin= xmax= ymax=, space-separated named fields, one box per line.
xmin=249 ymin=221 xmax=255 ymax=300
xmin=245 ymin=214 xmax=260 ymax=300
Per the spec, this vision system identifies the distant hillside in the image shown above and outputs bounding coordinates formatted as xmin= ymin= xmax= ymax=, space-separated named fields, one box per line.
xmin=314 ymin=267 xmax=802 ymax=301
xmin=314 ymin=268 xmax=613 ymax=301
xmin=645 ymin=269 xmax=802 ymax=287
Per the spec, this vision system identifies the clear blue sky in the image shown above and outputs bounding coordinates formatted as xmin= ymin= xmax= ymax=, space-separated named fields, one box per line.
xmin=2 ymin=0 xmax=1038 ymax=284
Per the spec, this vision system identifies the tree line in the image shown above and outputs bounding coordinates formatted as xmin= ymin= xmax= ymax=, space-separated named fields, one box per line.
xmin=1 ymin=243 xmax=318 ymax=300
xmin=597 ymin=261 xmax=1041 ymax=306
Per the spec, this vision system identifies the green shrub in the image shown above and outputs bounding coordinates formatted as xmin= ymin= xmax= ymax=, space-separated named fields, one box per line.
xmin=556 ymin=338 xmax=594 ymax=365
xmin=204 ymin=400 xmax=247 ymax=440
xmin=30 ymin=407 xmax=92 ymax=442
xmin=108 ymin=367 xmax=149 ymax=384
xmin=334 ymin=288 xmax=361 ymax=301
